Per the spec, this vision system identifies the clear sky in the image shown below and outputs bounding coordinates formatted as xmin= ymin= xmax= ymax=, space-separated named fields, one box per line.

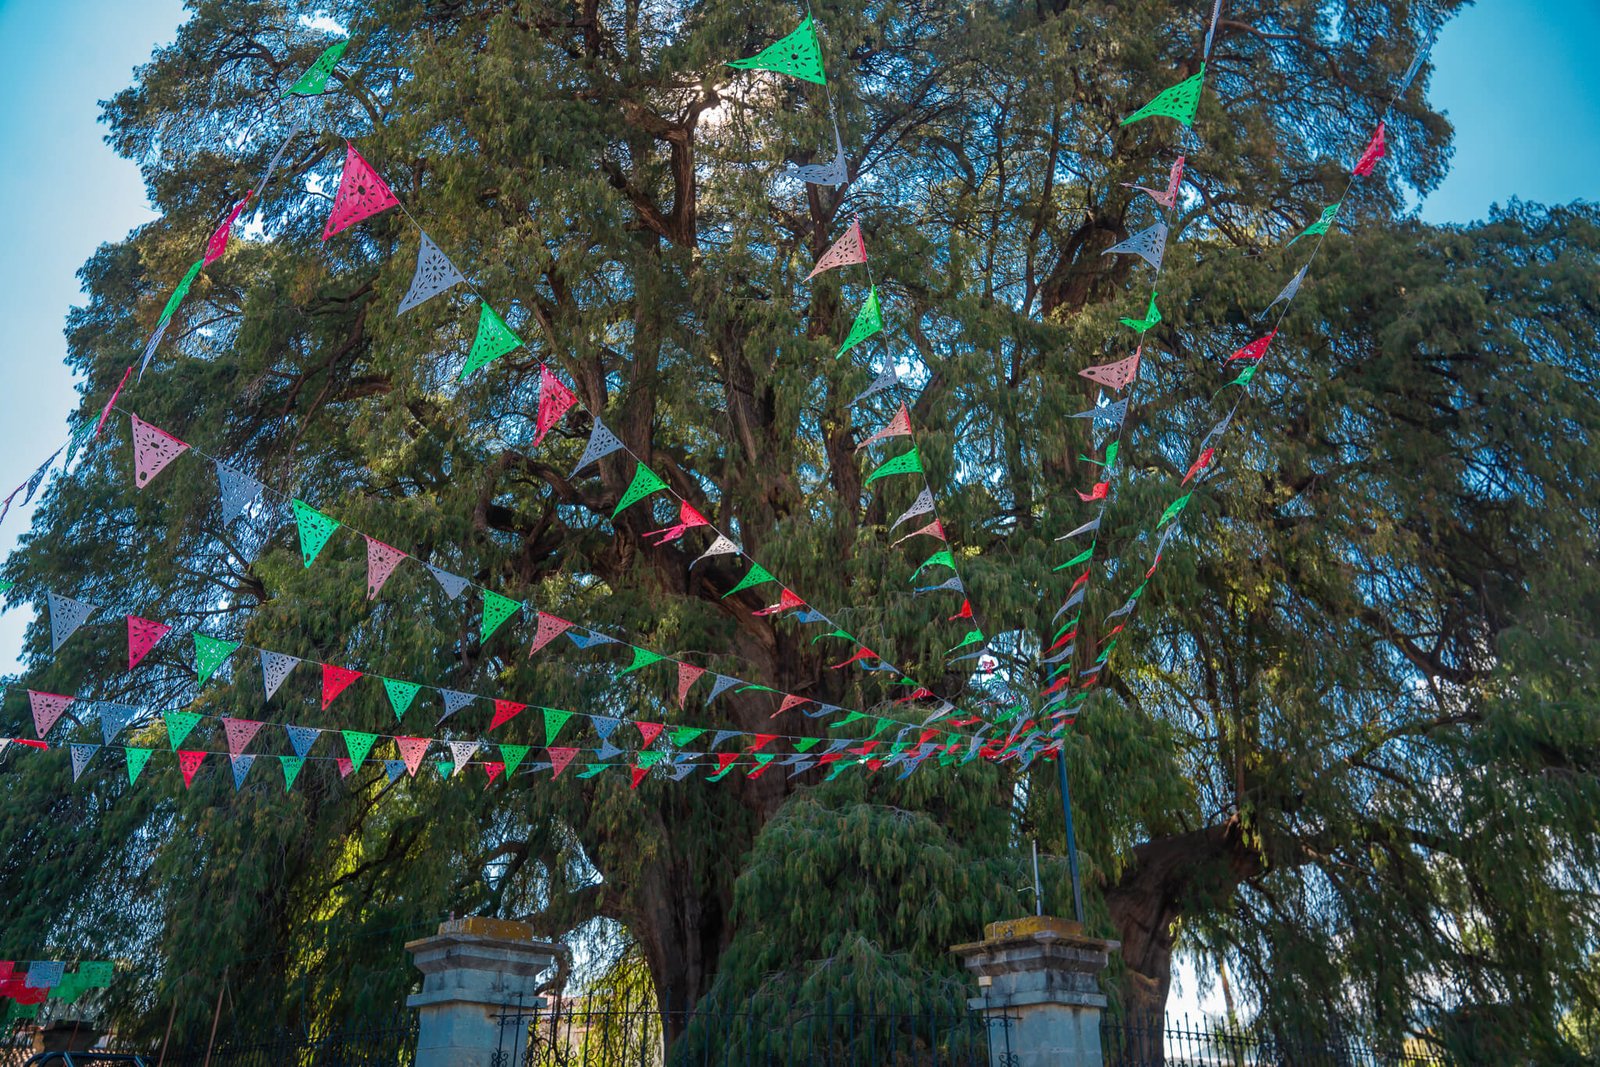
xmin=0 ymin=0 xmax=1595 ymax=1016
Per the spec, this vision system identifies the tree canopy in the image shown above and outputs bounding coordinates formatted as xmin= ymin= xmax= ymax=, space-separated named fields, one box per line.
xmin=2 ymin=0 xmax=1598 ymax=1060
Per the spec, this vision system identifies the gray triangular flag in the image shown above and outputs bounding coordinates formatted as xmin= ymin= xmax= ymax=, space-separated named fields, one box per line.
xmin=1199 ymin=411 xmax=1235 ymax=451
xmin=47 ymin=591 xmax=96 ymax=653
xmin=426 ymin=564 xmax=471 ymax=601
xmin=890 ymin=488 xmax=934 ymax=531
xmin=437 ymin=689 xmax=476 ymax=724
xmin=592 ymin=716 xmax=621 ymax=739
xmin=285 ymin=724 xmax=320 ymax=758
xmin=251 ymin=121 xmax=304 ymax=200
xmin=138 ymin=317 xmax=172 ymax=378
xmin=1257 ymin=265 xmax=1307 ymax=321
xmin=706 ymin=675 xmax=741 ymax=703
xmin=1105 ymin=598 xmax=1137 ymax=620
xmin=384 ymin=758 xmax=407 ymax=782
xmin=851 ymin=363 xmax=899 ymax=406
xmin=1055 ymin=514 xmax=1103 ymax=541
xmin=1202 ymin=0 xmax=1223 ymax=58
xmin=398 ymin=232 xmax=468 ymax=314
xmin=666 ymin=761 xmax=697 ymax=780
xmin=710 ymin=729 xmax=742 ymax=748
xmin=804 ymin=703 xmax=839 ymax=718
xmin=215 ymin=462 xmax=264 ymax=524
xmin=1069 ymin=396 xmax=1128 ymax=430
xmin=570 ymin=419 xmax=625 ymax=477
xmin=787 ymin=758 xmax=817 ymax=777
xmin=99 ymin=704 xmax=138 ymax=745
xmin=230 ymin=753 xmax=255 ymax=790
xmin=1154 ymin=520 xmax=1183 ymax=556
xmin=449 ymin=739 xmax=478 ymax=775
xmin=822 ymin=738 xmax=853 ymax=756
xmin=914 ymin=575 xmax=964 ymax=595
xmin=1041 ymin=643 xmax=1074 ymax=664
xmin=567 ymin=630 xmax=619 ymax=649
xmin=690 ymin=535 xmax=740 ymax=568
xmin=1053 ymin=587 xmax=1087 ymax=620
xmin=791 ymin=124 xmax=848 ymax=186
xmin=70 ymin=743 xmax=99 ymax=781
xmin=260 ymin=650 xmax=300 ymax=700
xmin=1399 ymin=39 xmax=1433 ymax=94
xmin=1102 ymin=221 xmax=1168 ymax=271
xmin=595 ymin=739 xmax=624 ymax=761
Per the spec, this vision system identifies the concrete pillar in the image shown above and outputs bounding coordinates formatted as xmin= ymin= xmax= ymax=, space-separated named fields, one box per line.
xmin=406 ymin=916 xmax=557 ymax=1067
xmin=952 ymin=916 xmax=1118 ymax=1067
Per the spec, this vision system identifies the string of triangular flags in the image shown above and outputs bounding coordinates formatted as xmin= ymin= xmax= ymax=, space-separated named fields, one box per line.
xmin=0 ymin=959 xmax=114 ymax=1016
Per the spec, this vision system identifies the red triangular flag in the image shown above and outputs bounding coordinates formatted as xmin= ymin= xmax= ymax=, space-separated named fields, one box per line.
xmin=483 ymin=761 xmax=506 ymax=786
xmin=770 ymin=694 xmax=809 ymax=719
xmin=855 ymin=403 xmax=912 ymax=452
xmin=203 ymin=192 xmax=252 ymax=266
xmin=533 ymin=365 xmax=578 ymax=445
xmin=322 ymin=141 xmax=399 ymax=240
xmin=1352 ymin=121 xmax=1387 ymax=177
xmin=948 ymin=599 xmax=973 ymax=621
xmin=178 ymin=750 xmax=207 ymax=788
xmin=321 ymin=664 xmax=364 ymax=708
xmin=396 ymin=736 xmax=430 ymax=776
xmin=365 ymin=537 xmax=407 ymax=600
xmin=336 ymin=757 xmax=355 ymax=778
xmin=645 ymin=500 xmax=712 ymax=546
xmin=490 ymin=700 xmax=527 ymax=730
xmin=752 ymin=588 xmax=806 ymax=617
xmin=529 ymin=613 xmax=573 ymax=655
xmin=636 ymin=721 xmax=665 ymax=747
xmin=127 ymin=615 xmax=171 ymax=670
xmin=1078 ymin=481 xmax=1109 ymax=502
xmin=806 ymin=217 xmax=867 ymax=279
xmin=714 ymin=752 xmax=739 ymax=775
xmin=630 ymin=764 xmax=651 ymax=789
xmin=548 ymin=746 xmax=580 ymax=778
xmin=829 ymin=647 xmax=878 ymax=670
xmin=676 ymin=663 xmax=706 ymax=707
xmin=1182 ymin=447 xmax=1215 ymax=485
xmin=1227 ymin=330 xmax=1277 ymax=362
xmin=748 ymin=734 xmax=778 ymax=752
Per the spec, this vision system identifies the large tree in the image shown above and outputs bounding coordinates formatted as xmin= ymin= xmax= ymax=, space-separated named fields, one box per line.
xmin=2 ymin=0 xmax=1597 ymax=1059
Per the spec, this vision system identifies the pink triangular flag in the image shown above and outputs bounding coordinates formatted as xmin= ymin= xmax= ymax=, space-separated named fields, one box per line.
xmin=636 ymin=721 xmax=664 ymax=747
xmin=806 ymin=218 xmax=867 ymax=280
xmin=1228 ymin=330 xmax=1277 ymax=362
xmin=396 ymin=736 xmax=430 ymax=777
xmin=752 ymin=589 xmax=806 ymax=617
xmin=548 ymin=746 xmax=580 ymax=778
xmin=1124 ymin=155 xmax=1185 ymax=209
xmin=221 ymin=716 xmax=263 ymax=757
xmin=1183 ymin=447 xmax=1216 ymax=485
xmin=677 ymin=663 xmax=706 ymax=707
xmin=364 ymin=537 xmax=407 ymax=600
xmin=891 ymin=519 xmax=946 ymax=546
xmin=854 ymin=403 xmax=912 ymax=452
xmin=829 ymin=647 xmax=878 ymax=670
xmin=1352 ymin=122 xmax=1387 ymax=177
xmin=1079 ymin=349 xmax=1141 ymax=390
xmin=644 ymin=500 xmax=712 ymax=546
xmin=127 ymin=615 xmax=172 ymax=670
xmin=28 ymin=691 xmax=75 ymax=739
xmin=321 ymin=141 xmax=400 ymax=241
xmin=771 ymin=694 xmax=810 ymax=718
xmin=130 ymin=414 xmax=190 ymax=489
xmin=490 ymin=700 xmax=527 ymax=730
xmin=534 ymin=365 xmax=578 ymax=446
xmin=203 ymin=192 xmax=252 ymax=266
xmin=336 ymin=757 xmax=355 ymax=778
xmin=178 ymin=750 xmax=207 ymax=788
xmin=529 ymin=612 xmax=573 ymax=655
xmin=321 ymin=664 xmax=363 ymax=708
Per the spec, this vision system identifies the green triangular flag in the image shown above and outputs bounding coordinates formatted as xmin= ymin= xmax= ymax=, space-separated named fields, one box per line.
xmin=435 ymin=759 xmax=453 ymax=778
xmin=911 ymin=549 xmax=956 ymax=580
xmin=382 ymin=677 xmax=422 ymax=721
xmin=1055 ymin=546 xmax=1094 ymax=571
xmin=158 ymin=259 xmax=206 ymax=327
xmin=865 ymin=447 xmax=922 ymax=485
xmin=1096 ymin=637 xmax=1119 ymax=663
xmin=481 ymin=590 xmax=522 ymax=643
xmin=500 ymin=743 xmax=531 ymax=778
xmin=460 ymin=302 xmax=523 ymax=380
xmin=829 ymin=710 xmax=868 ymax=729
xmin=867 ymin=717 xmax=893 ymax=740
xmin=1120 ymin=64 xmax=1205 ymax=127
xmin=283 ymin=39 xmax=350 ymax=98
xmin=638 ymin=750 xmax=666 ymax=769
xmin=722 ymin=562 xmax=777 ymax=598
xmin=342 ymin=729 xmax=378 ymax=771
xmin=1120 ymin=292 xmax=1161 ymax=333
xmin=707 ymin=760 xmax=738 ymax=782
xmin=1220 ymin=363 xmax=1259 ymax=390
xmin=125 ymin=747 xmax=153 ymax=784
xmin=193 ymin=633 xmax=240 ymax=686
xmin=794 ymin=736 xmax=822 ymax=753
xmin=619 ymin=647 xmax=667 ymax=675
xmin=543 ymin=708 xmax=574 ymax=747
xmin=0 ymin=580 xmax=11 ymax=595
xmin=1157 ymin=493 xmax=1192 ymax=527
xmin=810 ymin=627 xmax=855 ymax=645
xmin=669 ymin=726 xmax=706 ymax=747
xmin=164 ymin=711 xmax=203 ymax=750
xmin=835 ymin=286 xmax=882 ymax=359
xmin=576 ymin=763 xmax=609 ymax=779
xmin=1289 ymin=204 xmax=1340 ymax=245
xmin=612 ymin=463 xmax=668 ymax=518
xmin=726 ymin=15 xmax=826 ymax=85
xmin=290 ymin=499 xmax=341 ymax=567
xmin=280 ymin=755 xmax=305 ymax=791
xmin=947 ymin=629 xmax=986 ymax=654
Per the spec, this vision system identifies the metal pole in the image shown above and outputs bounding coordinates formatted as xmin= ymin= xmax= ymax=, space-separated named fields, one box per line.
xmin=1057 ymin=750 xmax=1086 ymax=925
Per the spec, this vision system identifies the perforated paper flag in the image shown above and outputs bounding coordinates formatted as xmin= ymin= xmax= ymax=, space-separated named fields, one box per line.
xmin=125 ymin=747 xmax=153 ymax=784
xmin=127 ymin=615 xmax=171 ymax=670
xmin=383 ymin=677 xmax=421 ymax=720
xmin=70 ymin=743 xmax=98 ymax=782
xmin=284 ymin=39 xmax=348 ymax=97
xmin=543 ymin=708 xmax=573 ymax=747
xmin=1289 ymin=204 xmax=1339 ymax=245
xmin=890 ymin=519 xmax=945 ymax=546
xmin=1120 ymin=293 xmax=1161 ymax=333
xmin=571 ymin=419 xmax=625 ymax=476
xmin=865 ymin=447 xmax=922 ymax=485
xmin=203 ymin=193 xmax=252 ymax=266
xmin=449 ymin=740 xmax=478 ymax=776
xmin=99 ymin=703 xmax=136 ymax=745
xmin=279 ymin=754 xmax=305 ymax=790
xmin=222 ymin=716 xmax=263 ymax=757
xmin=260 ymin=650 xmax=300 ymax=700
xmin=1102 ymin=221 xmax=1168 ymax=271
xmin=25 ymin=962 xmax=64 ymax=990
xmin=342 ymin=730 xmax=378 ymax=771
xmin=753 ymin=588 xmax=806 ymax=617
xmin=723 ymin=562 xmax=777 ymax=598
xmin=620 ymin=647 xmax=666 ymax=675
xmin=644 ymin=500 xmax=711 ymax=545
xmin=1158 ymin=493 xmax=1193 ymax=527
xmin=1258 ymin=266 xmax=1307 ymax=321
xmin=438 ymin=689 xmax=476 ymax=724
xmin=178 ymin=750 xmax=207 ymax=788
xmin=1353 ymin=121 xmax=1387 ymax=177
xmin=855 ymin=403 xmax=912 ymax=451
xmin=807 ymin=218 xmax=867 ymax=279
xmin=230 ymin=754 xmax=255 ymax=790
xmin=529 ymin=612 xmax=573 ymax=654
xmin=911 ymin=550 xmax=956 ymax=580
xmin=1069 ymin=395 xmax=1128 ymax=432
xmin=1121 ymin=65 xmax=1205 ymax=127
xmin=397 ymin=736 xmax=430 ymax=776
xmin=194 ymin=633 xmax=240 ymax=686
xmin=365 ymin=537 xmax=407 ymax=599
xmin=481 ymin=590 xmax=521 ymax=642
xmin=285 ymin=724 xmax=320 ymax=758
xmin=490 ymin=700 xmax=526 ymax=730
xmin=383 ymin=759 xmax=405 ymax=783
xmin=321 ymin=664 xmax=363 ymax=708
xmin=677 ymin=663 xmax=706 ymax=706
xmin=891 ymin=487 xmax=935 ymax=531
xmin=1079 ymin=350 xmax=1141 ymax=390
xmin=1182 ymin=447 xmax=1215 ymax=485
xmin=690 ymin=535 xmax=740 ymax=568
xmin=460 ymin=302 xmax=523 ymax=380
xmin=291 ymin=499 xmax=340 ymax=567
xmin=322 ymin=141 xmax=398 ymax=240
xmin=915 ymin=574 xmax=965 ymax=596
xmin=547 ymin=747 xmax=579 ymax=778
xmin=707 ymin=675 xmax=741 ymax=703
xmin=164 ymin=710 xmax=202 ymax=750
xmin=1228 ymin=331 xmax=1277 ymax=363
xmin=534 ymin=365 xmax=578 ymax=445
xmin=48 ymin=591 xmax=95 ymax=652
xmin=727 ymin=15 xmax=826 ymax=84
xmin=1124 ymin=156 xmax=1185 ymax=209
xmin=215 ymin=462 xmax=263 ymax=523
xmin=426 ymin=564 xmax=470 ymax=601
xmin=397 ymin=232 xmax=467 ymax=314
xmin=836 ymin=287 xmax=883 ymax=359
xmin=851 ymin=363 xmax=899 ymax=406
xmin=792 ymin=125 xmax=848 ymax=186
xmin=613 ymin=463 xmax=668 ymax=518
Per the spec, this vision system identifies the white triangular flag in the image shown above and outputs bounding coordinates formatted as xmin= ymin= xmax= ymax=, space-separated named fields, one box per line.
xmin=427 ymin=564 xmax=471 ymax=601
xmin=570 ymin=419 xmax=626 ymax=477
xmin=1101 ymin=221 xmax=1168 ymax=271
xmin=259 ymin=650 xmax=301 ymax=700
xmin=890 ymin=488 xmax=934 ymax=531
xmin=70 ymin=743 xmax=99 ymax=781
xmin=1055 ymin=515 xmax=1102 ymax=541
xmin=851 ymin=364 xmax=899 ymax=406
xmin=1257 ymin=265 xmax=1308 ymax=321
xmin=448 ymin=739 xmax=478 ymax=776
xmin=690 ymin=535 xmax=739 ymax=568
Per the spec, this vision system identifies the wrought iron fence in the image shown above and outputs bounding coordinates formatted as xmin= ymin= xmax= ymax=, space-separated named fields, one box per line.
xmin=146 ymin=1013 xmax=419 ymax=1067
xmin=1101 ymin=1014 xmax=1452 ymax=1067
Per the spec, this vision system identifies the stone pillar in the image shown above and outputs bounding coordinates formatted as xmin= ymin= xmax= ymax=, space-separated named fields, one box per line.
xmin=952 ymin=916 xmax=1118 ymax=1067
xmin=406 ymin=916 xmax=557 ymax=1067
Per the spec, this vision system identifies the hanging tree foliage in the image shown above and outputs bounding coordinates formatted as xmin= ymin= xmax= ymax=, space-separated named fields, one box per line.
xmin=2 ymin=0 xmax=1599 ymax=1059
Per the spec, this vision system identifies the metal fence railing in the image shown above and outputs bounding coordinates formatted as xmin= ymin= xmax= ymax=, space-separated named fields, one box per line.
xmin=1101 ymin=1014 xmax=1451 ymax=1067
